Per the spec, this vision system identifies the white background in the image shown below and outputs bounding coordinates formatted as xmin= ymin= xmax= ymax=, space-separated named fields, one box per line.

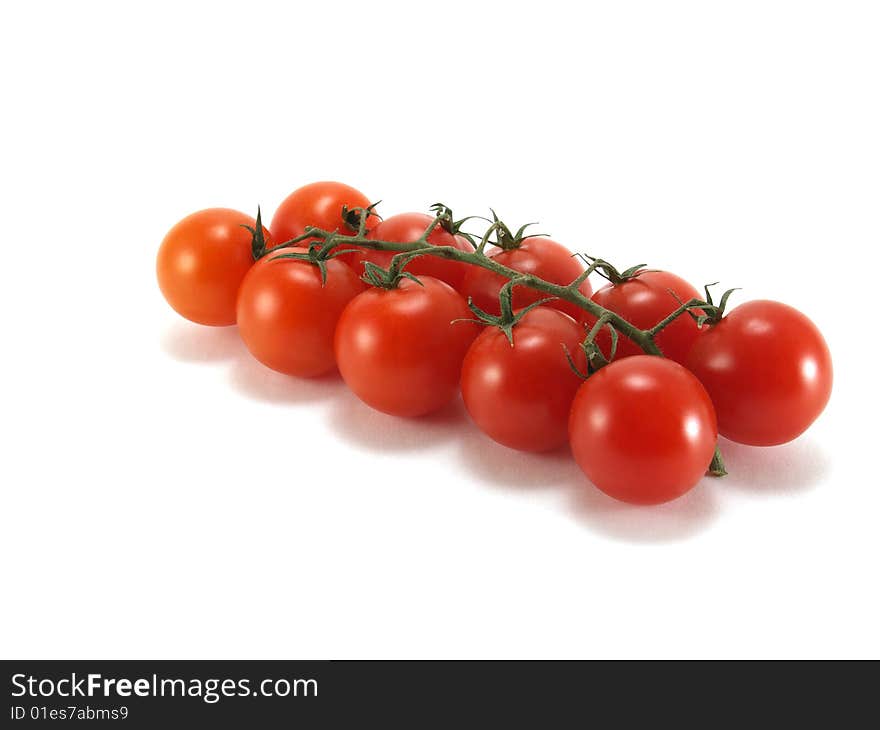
xmin=1 ymin=1 xmax=878 ymax=659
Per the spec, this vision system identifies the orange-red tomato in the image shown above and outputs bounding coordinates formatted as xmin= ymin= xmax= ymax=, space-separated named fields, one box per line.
xmin=461 ymin=238 xmax=592 ymax=319
xmin=569 ymin=356 xmax=717 ymax=505
xmin=581 ymin=270 xmax=703 ymax=365
xmin=362 ymin=213 xmax=473 ymax=290
xmin=269 ymin=181 xmax=378 ymax=267
xmin=334 ymin=277 xmax=480 ymax=416
xmin=685 ymin=300 xmax=832 ymax=446
xmin=157 ymin=208 xmax=270 ymax=326
xmin=461 ymin=307 xmax=587 ymax=452
xmin=237 ymin=250 xmax=365 ymax=377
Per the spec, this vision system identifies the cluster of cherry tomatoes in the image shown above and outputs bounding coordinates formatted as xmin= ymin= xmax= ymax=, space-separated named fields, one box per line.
xmin=157 ymin=181 xmax=833 ymax=506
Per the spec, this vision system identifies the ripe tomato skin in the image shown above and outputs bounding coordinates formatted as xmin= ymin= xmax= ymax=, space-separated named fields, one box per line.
xmin=236 ymin=250 xmax=365 ymax=377
xmin=581 ymin=271 xmax=702 ymax=365
xmin=269 ymin=181 xmax=378 ymax=267
xmin=569 ymin=356 xmax=717 ymax=505
xmin=455 ymin=234 xmax=473 ymax=254
xmin=461 ymin=308 xmax=587 ymax=452
xmin=334 ymin=277 xmax=480 ymax=417
xmin=157 ymin=208 xmax=271 ymax=326
xmin=685 ymin=300 xmax=832 ymax=446
xmin=460 ymin=238 xmax=592 ymax=319
xmin=362 ymin=213 xmax=473 ymax=290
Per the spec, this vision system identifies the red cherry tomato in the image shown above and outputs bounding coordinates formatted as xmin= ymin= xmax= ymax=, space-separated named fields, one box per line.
xmin=461 ymin=307 xmax=587 ymax=452
xmin=461 ymin=237 xmax=592 ymax=319
xmin=569 ymin=356 xmax=717 ymax=505
xmin=269 ymin=181 xmax=378 ymax=267
xmin=237 ymin=250 xmax=365 ymax=377
xmin=334 ymin=277 xmax=480 ymax=416
xmin=581 ymin=270 xmax=702 ymax=365
xmin=157 ymin=208 xmax=270 ymax=326
xmin=685 ymin=300 xmax=832 ymax=446
xmin=361 ymin=213 xmax=472 ymax=290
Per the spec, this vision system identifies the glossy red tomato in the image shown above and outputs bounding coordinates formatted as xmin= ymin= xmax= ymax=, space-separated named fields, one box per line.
xmin=269 ymin=181 xmax=378 ymax=267
xmin=334 ymin=277 xmax=480 ymax=416
xmin=581 ymin=270 xmax=702 ymax=365
xmin=157 ymin=208 xmax=271 ymax=326
xmin=460 ymin=237 xmax=592 ymax=319
xmin=685 ymin=300 xmax=832 ymax=446
xmin=237 ymin=250 xmax=365 ymax=377
xmin=361 ymin=213 xmax=472 ymax=289
xmin=461 ymin=308 xmax=587 ymax=452
xmin=569 ymin=356 xmax=717 ymax=505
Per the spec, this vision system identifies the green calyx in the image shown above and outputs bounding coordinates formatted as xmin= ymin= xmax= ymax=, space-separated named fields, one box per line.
xmin=691 ymin=283 xmax=740 ymax=327
xmin=564 ymin=312 xmax=620 ymax=380
xmin=429 ymin=203 xmax=486 ymax=249
xmin=578 ymin=255 xmax=650 ymax=286
xmin=484 ymin=209 xmax=548 ymax=251
xmin=264 ymin=231 xmax=357 ymax=286
xmin=460 ymin=278 xmax=556 ymax=345
xmin=360 ymin=257 xmax=424 ymax=291
xmin=341 ymin=201 xmax=382 ymax=235
xmin=243 ymin=206 xmax=270 ymax=261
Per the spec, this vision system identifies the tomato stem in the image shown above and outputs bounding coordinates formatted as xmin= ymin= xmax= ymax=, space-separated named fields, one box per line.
xmin=646 ymin=298 xmax=707 ymax=337
xmin=582 ymin=312 xmax=618 ymax=370
xmin=708 ymin=447 xmax=728 ymax=477
xmin=270 ymin=216 xmax=673 ymax=354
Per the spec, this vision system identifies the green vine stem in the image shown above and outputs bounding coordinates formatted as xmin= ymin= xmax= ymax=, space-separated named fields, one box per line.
xmin=263 ymin=212 xmax=727 ymax=477
xmin=269 ymin=219 xmax=666 ymax=356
